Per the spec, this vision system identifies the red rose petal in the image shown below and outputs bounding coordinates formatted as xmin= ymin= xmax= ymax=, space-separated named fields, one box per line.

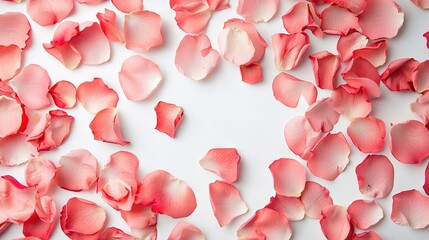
xmin=96 ymin=8 xmax=124 ymax=43
xmin=89 ymin=107 xmax=129 ymax=146
xmin=390 ymin=120 xmax=429 ymax=164
xmin=35 ymin=110 xmax=74 ymax=151
xmin=237 ymin=0 xmax=279 ymax=23
xmin=120 ymin=204 xmax=157 ymax=239
xmin=411 ymin=0 xmax=429 ymax=9
xmin=412 ymin=60 xmax=429 ymax=93
xmin=347 ymin=116 xmax=386 ymax=153
xmin=119 ymin=55 xmax=162 ymax=101
xmin=199 ymin=148 xmax=240 ymax=183
xmin=98 ymin=227 xmax=133 ymax=240
xmin=25 ymin=157 xmax=56 ymax=195
xmin=49 ymin=80 xmax=77 ymax=109
xmin=0 ymin=45 xmax=22 ymax=81
xmin=391 ymin=189 xmax=429 ymax=229
xmin=112 ymin=0 xmax=143 ymax=13
xmin=305 ymin=98 xmax=340 ymax=133
xmin=138 ymin=170 xmax=197 ymax=218
xmin=300 ymin=181 xmax=333 ymax=219
xmin=309 ymin=51 xmax=340 ymax=90
xmin=424 ymin=162 xmax=429 ymax=195
xmin=0 ymin=133 xmax=38 ymax=166
xmin=381 ymin=58 xmax=419 ymax=91
xmin=168 ymin=221 xmax=205 ymax=240
xmin=77 ymin=77 xmax=119 ymax=114
xmin=352 ymin=40 xmax=388 ymax=67
xmin=282 ymin=2 xmax=323 ymax=38
xmin=240 ymin=63 xmax=262 ymax=84
xmin=272 ymin=73 xmax=317 ymax=108
xmin=26 ymin=0 xmax=74 ymax=26
xmin=0 ymin=95 xmax=24 ymax=138
xmin=348 ymin=199 xmax=383 ymax=230
xmin=337 ymin=31 xmax=368 ymax=62
xmin=272 ymin=33 xmax=310 ymax=71
xmin=154 ymin=101 xmax=184 ymax=138
xmin=209 ymin=180 xmax=248 ymax=227
xmin=341 ymin=57 xmax=381 ymax=99
xmin=410 ymin=91 xmax=429 ymax=124
xmin=352 ymin=231 xmax=382 ymax=240
xmin=0 ymin=12 xmax=31 ymax=49
xmin=320 ymin=5 xmax=359 ymax=35
xmin=269 ymin=158 xmax=306 ymax=197
xmin=320 ymin=205 xmax=351 ymax=240
xmin=266 ymin=195 xmax=305 ymax=221
xmin=124 ymin=11 xmax=163 ymax=52
xmin=331 ymin=86 xmax=372 ymax=120
xmin=56 ymin=149 xmax=98 ymax=192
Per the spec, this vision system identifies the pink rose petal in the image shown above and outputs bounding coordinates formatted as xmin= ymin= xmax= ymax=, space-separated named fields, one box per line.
xmin=0 ymin=95 xmax=24 ymax=138
xmin=0 ymin=133 xmax=38 ymax=166
xmin=352 ymin=40 xmax=388 ymax=67
xmin=120 ymin=204 xmax=157 ymax=239
xmin=89 ymin=107 xmax=130 ymax=146
xmin=26 ymin=0 xmax=74 ymax=26
xmin=305 ymin=98 xmax=340 ymax=132
xmin=347 ymin=116 xmax=386 ymax=153
xmin=96 ymin=8 xmax=124 ymax=43
xmin=272 ymin=73 xmax=317 ymax=108
xmin=272 ymin=33 xmax=310 ymax=71
xmin=282 ymin=2 xmax=323 ymax=38
xmin=35 ymin=195 xmax=56 ymax=223
xmin=98 ymin=227 xmax=133 ymax=240
xmin=76 ymin=0 xmax=104 ymax=4
xmin=412 ymin=60 xmax=429 ymax=93
xmin=0 ymin=45 xmax=22 ymax=81
xmin=410 ymin=91 xmax=429 ymax=124
xmin=331 ymin=86 xmax=372 ymax=120
xmin=199 ymin=148 xmax=240 ymax=183
xmin=237 ymin=0 xmax=279 ymax=23
xmin=23 ymin=210 xmax=56 ymax=240
xmin=119 ymin=55 xmax=162 ymax=101
xmin=269 ymin=158 xmax=306 ymax=197
xmin=411 ymin=0 xmax=429 ymax=9
xmin=25 ymin=157 xmax=56 ymax=195
xmin=320 ymin=5 xmax=359 ymax=35
xmin=112 ymin=0 xmax=143 ymax=13
xmin=341 ymin=57 xmax=381 ymax=99
xmin=77 ymin=77 xmax=119 ymax=114
xmin=124 ymin=11 xmax=163 ymax=52
xmin=337 ymin=30 xmax=369 ymax=62
xmin=209 ymin=180 xmax=248 ymax=227
xmin=170 ymin=0 xmax=212 ymax=35
xmin=424 ymin=162 xmax=429 ymax=195
xmin=300 ymin=181 xmax=333 ymax=219
xmin=240 ymin=63 xmax=262 ymax=84
xmin=168 ymin=221 xmax=205 ymax=240
xmin=154 ymin=101 xmax=184 ymax=138
xmin=352 ymin=231 xmax=382 ymax=240
xmin=49 ymin=80 xmax=77 ymax=109
xmin=320 ymin=205 xmax=351 ymax=240
xmin=0 ymin=12 xmax=31 ymax=49
xmin=33 ymin=110 xmax=74 ymax=151
xmin=381 ymin=58 xmax=419 ymax=91
xmin=325 ymin=0 xmax=367 ymax=14
xmin=348 ymin=199 xmax=383 ymax=230
xmin=390 ymin=120 xmax=429 ymax=164
xmin=309 ymin=51 xmax=340 ymax=89
xmin=391 ymin=189 xmax=429 ymax=229
xmin=266 ymin=195 xmax=305 ymax=221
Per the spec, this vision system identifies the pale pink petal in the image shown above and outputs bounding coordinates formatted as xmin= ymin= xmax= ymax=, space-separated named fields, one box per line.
xmin=269 ymin=158 xmax=306 ymax=197
xmin=272 ymin=73 xmax=317 ymax=108
xmin=11 ymin=64 xmax=51 ymax=110
xmin=341 ymin=57 xmax=381 ymax=99
xmin=23 ymin=211 xmax=56 ymax=240
xmin=381 ymin=58 xmax=419 ymax=91
xmin=282 ymin=2 xmax=323 ymax=38
xmin=98 ymin=227 xmax=133 ymax=240
xmin=89 ymin=107 xmax=129 ymax=146
xmin=327 ymin=0 xmax=367 ymax=14
xmin=320 ymin=205 xmax=351 ymax=240
xmin=272 ymin=33 xmax=310 ymax=71
xmin=300 ymin=181 xmax=333 ymax=219
xmin=98 ymin=151 xmax=139 ymax=211
xmin=358 ymin=0 xmax=404 ymax=39
xmin=321 ymin=6 xmax=359 ymax=35
xmin=168 ymin=221 xmax=205 ymax=240
xmin=170 ymin=1 xmax=212 ymax=35
xmin=348 ymin=200 xmax=383 ymax=230
xmin=0 ymin=95 xmax=24 ymax=138
xmin=35 ymin=195 xmax=56 ymax=223
xmin=410 ymin=91 xmax=429 ymax=123
xmin=124 ymin=11 xmax=163 ymax=52
xmin=237 ymin=208 xmax=292 ymax=240
xmin=199 ymin=148 xmax=240 ymax=183
xmin=154 ymin=101 xmax=184 ymax=138
xmin=0 ymin=45 xmax=22 ymax=81
xmin=412 ymin=60 xmax=429 ymax=93
xmin=0 ymin=12 xmax=31 ymax=48
xmin=60 ymin=197 xmax=106 ymax=239
xmin=49 ymin=80 xmax=77 ymax=109
xmin=305 ymin=98 xmax=340 ymax=132
xmin=130 ymin=226 xmax=157 ymax=240
xmin=138 ymin=170 xmax=197 ymax=218
xmin=0 ymin=133 xmax=38 ymax=166
xmin=240 ymin=63 xmax=262 ymax=84
xmin=411 ymin=0 xmax=429 ymax=9
xmin=119 ymin=55 xmax=162 ymax=101
xmin=284 ymin=116 xmax=323 ymax=160
xmin=26 ymin=0 xmax=74 ymax=26
xmin=308 ymin=132 xmax=351 ymax=181
xmin=56 ymin=149 xmax=98 ymax=192
xmin=266 ymin=195 xmax=305 ymax=221
xmin=352 ymin=231 xmax=382 ymax=240
xmin=175 ymin=34 xmax=219 ymax=81
xmin=352 ymin=40 xmax=388 ymax=67
xmin=309 ymin=51 xmax=340 ymax=89
xmin=34 ymin=110 xmax=74 ymax=151
xmin=237 ymin=0 xmax=279 ymax=23
xmin=112 ymin=0 xmax=143 ymax=13
xmin=77 ymin=78 xmax=118 ymax=114
xmin=331 ymin=86 xmax=372 ymax=120
xmin=209 ymin=181 xmax=248 ymax=227
xmin=337 ymin=31 xmax=369 ymax=62
xmin=391 ymin=189 xmax=429 ymax=229
xmin=390 ymin=120 xmax=429 ymax=164
xmin=25 ymin=112 xmax=50 ymax=142
xmin=424 ymin=162 xmax=429 ymax=195
xmin=347 ymin=116 xmax=386 ymax=153
xmin=25 ymin=157 xmax=56 ymax=195
xmin=96 ymin=8 xmax=124 ymax=43
xmin=120 ymin=204 xmax=157 ymax=238
xmin=76 ymin=0 xmax=104 ymax=4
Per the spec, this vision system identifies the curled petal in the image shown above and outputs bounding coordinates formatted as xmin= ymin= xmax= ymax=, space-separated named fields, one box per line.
xmin=112 ymin=0 xmax=143 ymax=13
xmin=0 ymin=12 xmax=31 ymax=49
xmin=237 ymin=208 xmax=292 ymax=240
xmin=240 ymin=63 xmax=262 ymax=84
xmin=391 ymin=189 xmax=429 ymax=229
xmin=175 ymin=34 xmax=220 ymax=81
xmin=77 ymin=77 xmax=119 ymax=114
xmin=412 ymin=60 xmax=429 ymax=93
xmin=390 ymin=120 xmax=429 ymax=164
xmin=124 ymin=11 xmax=163 ymax=52
xmin=0 ymin=95 xmax=24 ymax=138
xmin=96 ymin=8 xmax=124 ymax=42
xmin=266 ymin=195 xmax=305 ymax=221
xmin=269 ymin=158 xmax=306 ymax=197
xmin=348 ymin=200 xmax=383 ymax=230
xmin=305 ymin=98 xmax=340 ymax=132
xmin=170 ymin=1 xmax=212 ymax=35
xmin=424 ymin=162 xmax=429 ymax=195
xmin=320 ymin=205 xmax=351 ymax=240
xmin=237 ymin=0 xmax=279 ymax=23
xmin=119 ymin=55 xmax=162 ymax=101
xmin=25 ymin=157 xmax=56 ymax=195
xmin=352 ymin=231 xmax=382 ymax=240
xmin=321 ymin=6 xmax=359 ymax=35
xmin=168 ymin=221 xmax=205 ymax=240
xmin=337 ymin=31 xmax=368 ymax=62
xmin=0 ymin=45 xmax=22 ymax=81
xmin=331 ymin=86 xmax=372 ymax=120
xmin=26 ymin=0 xmax=74 ymax=26
xmin=23 ymin=210 xmax=56 ymax=240
xmin=120 ymin=204 xmax=157 ymax=237
xmin=34 ymin=110 xmax=73 ymax=151
xmin=98 ymin=227 xmax=133 ymax=240
xmin=49 ymin=80 xmax=77 ymax=109
xmin=352 ymin=40 xmax=388 ymax=67
xmin=199 ymin=148 xmax=240 ymax=183
xmin=89 ymin=107 xmax=130 ymax=146
xmin=347 ymin=116 xmax=386 ymax=153
xmin=381 ymin=58 xmax=419 ymax=91
xmin=209 ymin=181 xmax=248 ymax=227
xmin=272 ymin=33 xmax=310 ymax=71
xmin=358 ymin=0 xmax=404 ymax=40
xmin=300 ymin=181 xmax=333 ymax=219
xmin=282 ymin=2 xmax=322 ymax=38
xmin=56 ymin=149 xmax=98 ymax=192
xmin=35 ymin=195 xmax=56 ymax=223
xmin=0 ymin=133 xmax=38 ymax=166
xmin=309 ymin=51 xmax=340 ymax=89
xmin=410 ymin=91 xmax=429 ymax=124
xmin=272 ymin=73 xmax=317 ymax=108
xmin=341 ymin=57 xmax=381 ymax=99
xmin=154 ymin=101 xmax=184 ymax=138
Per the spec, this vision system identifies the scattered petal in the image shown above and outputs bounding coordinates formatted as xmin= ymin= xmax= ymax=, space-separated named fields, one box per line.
xmin=337 ymin=31 xmax=368 ymax=62
xmin=282 ymin=2 xmax=323 ymax=38
xmin=424 ymin=162 xmax=429 ymax=195
xmin=199 ymin=148 xmax=240 ymax=183
xmin=240 ymin=63 xmax=262 ymax=84
xmin=154 ymin=101 xmax=184 ymax=138
xmin=0 ymin=45 xmax=22 ymax=81
xmin=272 ymin=73 xmax=317 ymax=108
xmin=381 ymin=58 xmax=419 ymax=91
xmin=352 ymin=231 xmax=382 ymax=240
xmin=412 ymin=60 xmax=429 ymax=93
xmin=98 ymin=227 xmax=133 ymax=240
xmin=89 ymin=107 xmax=130 ymax=146
xmin=168 ymin=221 xmax=205 ymax=240
xmin=170 ymin=0 xmax=212 ymax=35
xmin=410 ymin=91 xmax=429 ymax=124
xmin=77 ymin=77 xmax=119 ymax=114
xmin=0 ymin=95 xmax=24 ymax=138
xmin=269 ymin=158 xmax=306 ymax=197
xmin=347 ymin=116 xmax=386 ymax=153
xmin=352 ymin=40 xmax=388 ymax=67
xmin=305 ymin=98 xmax=340 ymax=132
xmin=300 ymin=181 xmax=333 ymax=219
xmin=272 ymin=33 xmax=310 ymax=71
xmin=120 ymin=204 xmax=157 ymax=238
xmin=49 ymin=80 xmax=77 ymax=109
xmin=309 ymin=51 xmax=340 ymax=89
xmin=35 ymin=195 xmax=56 ymax=223
xmin=23 ymin=210 xmax=56 ymax=240
xmin=26 ymin=0 xmax=74 ymax=26
xmin=124 ymin=11 xmax=163 ymax=52
xmin=320 ymin=5 xmax=359 ymax=35
xmin=331 ymin=86 xmax=372 ymax=120
xmin=96 ymin=8 xmax=124 ymax=42
xmin=237 ymin=0 xmax=279 ymax=23
xmin=320 ymin=205 xmax=351 ymax=240
xmin=25 ymin=157 xmax=56 ymax=195
xmin=34 ymin=110 xmax=74 ymax=151
xmin=0 ymin=133 xmax=38 ymax=166
xmin=411 ymin=0 xmax=429 ymax=9
xmin=266 ymin=195 xmax=305 ymax=221
xmin=341 ymin=57 xmax=381 ymax=99
xmin=348 ymin=200 xmax=383 ymax=230
xmin=112 ymin=0 xmax=143 ymax=13
xmin=0 ymin=12 xmax=31 ymax=48
xmin=391 ymin=189 xmax=429 ymax=229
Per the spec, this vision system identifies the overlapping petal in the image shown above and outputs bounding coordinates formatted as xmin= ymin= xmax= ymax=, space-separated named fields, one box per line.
xmin=272 ymin=73 xmax=317 ymax=108
xmin=309 ymin=51 xmax=340 ymax=89
xmin=269 ymin=158 xmax=306 ymax=197
xmin=300 ymin=181 xmax=333 ymax=219
xmin=49 ymin=80 xmax=77 ymax=109
xmin=348 ymin=200 xmax=383 ymax=230
xmin=272 ymin=33 xmax=310 ymax=71
xmin=0 ymin=12 xmax=31 ymax=49
xmin=25 ymin=157 xmax=56 ymax=195
xmin=237 ymin=0 xmax=279 ymax=23
xmin=199 ymin=148 xmax=240 ymax=183
xmin=26 ymin=0 xmax=74 ymax=26
xmin=89 ymin=107 xmax=129 ymax=146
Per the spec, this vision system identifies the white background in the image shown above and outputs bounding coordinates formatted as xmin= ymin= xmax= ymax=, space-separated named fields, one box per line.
xmin=1 ymin=0 xmax=429 ymax=239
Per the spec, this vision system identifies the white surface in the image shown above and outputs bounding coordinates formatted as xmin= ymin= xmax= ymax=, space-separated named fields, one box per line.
xmin=1 ymin=0 xmax=429 ymax=239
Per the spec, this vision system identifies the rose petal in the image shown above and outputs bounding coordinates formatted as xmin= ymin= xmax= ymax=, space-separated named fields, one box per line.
xmin=237 ymin=0 xmax=279 ymax=23
xmin=272 ymin=73 xmax=317 ymax=108
xmin=11 ymin=64 xmax=51 ymax=110
xmin=326 ymin=0 xmax=367 ymax=14
xmin=0 ymin=95 xmax=24 ymax=138
xmin=209 ymin=180 xmax=248 ymax=227
xmin=300 ymin=181 xmax=333 ymax=219
xmin=119 ymin=55 xmax=162 ymax=101
xmin=337 ymin=30 xmax=369 ymax=62
xmin=358 ymin=0 xmax=404 ymax=40
xmin=305 ymin=98 xmax=340 ymax=132
xmin=170 ymin=0 xmax=212 ymax=35
xmin=26 ymin=0 xmax=74 ymax=26
xmin=424 ymin=31 xmax=429 ymax=48
xmin=282 ymin=2 xmax=323 ymax=38
xmin=0 ymin=45 xmax=22 ymax=81
xmin=199 ymin=148 xmax=240 ymax=183
xmin=96 ymin=8 xmax=124 ymax=42
xmin=138 ymin=170 xmax=197 ymax=218
xmin=411 ymin=0 xmax=429 ymax=9
xmin=308 ymin=132 xmax=351 ymax=181
xmin=154 ymin=101 xmax=184 ymax=138
xmin=341 ymin=57 xmax=381 ymax=99
xmin=390 ymin=120 xmax=429 ymax=164
xmin=320 ymin=205 xmax=351 ymax=240
xmin=347 ymin=116 xmax=386 ymax=153
xmin=120 ymin=204 xmax=157 ymax=238
xmin=352 ymin=40 xmax=388 ymax=67
xmin=23 ymin=211 xmax=56 ymax=240
xmin=168 ymin=221 xmax=205 ymax=240
xmin=89 ymin=107 xmax=130 ymax=146
xmin=410 ymin=91 xmax=429 ymax=124
xmin=175 ymin=34 xmax=219 ymax=81
xmin=0 ymin=12 xmax=31 ymax=48
xmin=269 ymin=158 xmax=306 ymax=197
xmin=424 ymin=162 xmax=429 ymax=195
xmin=237 ymin=208 xmax=292 ymax=240
xmin=112 ymin=0 xmax=143 ymax=13
xmin=240 ymin=63 xmax=262 ymax=84
xmin=98 ymin=227 xmax=133 ymax=240
xmin=49 ymin=80 xmax=77 ymax=109
xmin=35 ymin=195 xmax=56 ymax=223
xmin=0 ymin=133 xmax=38 ymax=166
xmin=352 ymin=231 xmax=382 ymax=240
xmin=272 ymin=33 xmax=310 ymax=71
xmin=76 ymin=0 xmax=104 ymax=4
xmin=309 ymin=51 xmax=340 ymax=89
xmin=412 ymin=60 xmax=429 ymax=93
xmin=34 ymin=110 xmax=74 ymax=151
xmin=77 ymin=78 xmax=119 ymax=114
xmin=25 ymin=157 xmax=56 ymax=195
xmin=331 ymin=86 xmax=372 ymax=120
xmin=124 ymin=11 xmax=163 ymax=52
xmin=391 ymin=189 xmax=429 ymax=229
xmin=381 ymin=58 xmax=419 ymax=91
xmin=265 ymin=195 xmax=305 ymax=221
xmin=348 ymin=200 xmax=383 ymax=230
xmin=321 ymin=5 xmax=359 ymax=35
xmin=56 ymin=149 xmax=98 ymax=192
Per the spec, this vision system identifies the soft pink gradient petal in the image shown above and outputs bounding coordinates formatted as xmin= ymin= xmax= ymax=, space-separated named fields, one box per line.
xmin=269 ymin=158 xmax=306 ymax=197
xmin=272 ymin=73 xmax=317 ymax=108
xmin=154 ymin=101 xmax=184 ymax=138
xmin=309 ymin=51 xmax=340 ymax=89
xmin=272 ymin=33 xmax=310 ymax=71
xmin=356 ymin=155 xmax=394 ymax=198
xmin=170 ymin=1 xmax=212 ymax=35
xmin=321 ymin=5 xmax=359 ymax=35
xmin=347 ymin=116 xmax=386 ymax=153
xmin=381 ymin=58 xmax=419 ymax=91
xmin=337 ymin=31 xmax=368 ymax=62
xmin=305 ymin=98 xmax=340 ymax=133
xmin=0 ymin=133 xmax=38 ymax=166
xmin=331 ymin=86 xmax=372 ymax=120
xmin=124 ymin=11 xmax=163 ymax=52
xmin=25 ymin=157 xmax=56 ymax=195
xmin=320 ymin=205 xmax=351 ymax=240
xmin=240 ymin=63 xmax=263 ymax=84
xmin=412 ymin=60 xmax=429 ymax=93
xmin=112 ymin=0 xmax=143 ymax=13
xmin=49 ymin=80 xmax=77 ymax=109
xmin=325 ymin=0 xmax=367 ymax=14
xmin=352 ymin=231 xmax=383 ymax=240
xmin=199 ymin=148 xmax=240 ymax=183
xmin=33 ymin=110 xmax=74 ymax=151
xmin=411 ymin=0 xmax=429 ymax=9
xmin=410 ymin=91 xmax=429 ymax=124
xmin=0 ymin=45 xmax=22 ymax=81
xmin=348 ymin=200 xmax=383 ymax=230
xmin=96 ymin=8 xmax=124 ymax=43
xmin=266 ymin=195 xmax=305 ymax=221
xmin=391 ymin=189 xmax=429 ymax=229
xmin=89 ymin=107 xmax=130 ymax=146
xmin=0 ymin=12 xmax=31 ymax=48
xmin=168 ymin=221 xmax=205 ymax=240
xmin=282 ymin=2 xmax=322 ymax=38
xmin=98 ymin=227 xmax=133 ymax=240
xmin=237 ymin=0 xmax=279 ymax=23
xmin=77 ymin=77 xmax=119 ymax=114
xmin=352 ymin=40 xmax=388 ymax=67
xmin=424 ymin=162 xmax=429 ymax=195
xmin=300 ymin=181 xmax=333 ymax=219
xmin=0 ymin=95 xmax=24 ymax=138
xmin=120 ymin=204 xmax=157 ymax=239
xmin=341 ymin=57 xmax=381 ymax=99
xmin=26 ymin=0 xmax=74 ymax=26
